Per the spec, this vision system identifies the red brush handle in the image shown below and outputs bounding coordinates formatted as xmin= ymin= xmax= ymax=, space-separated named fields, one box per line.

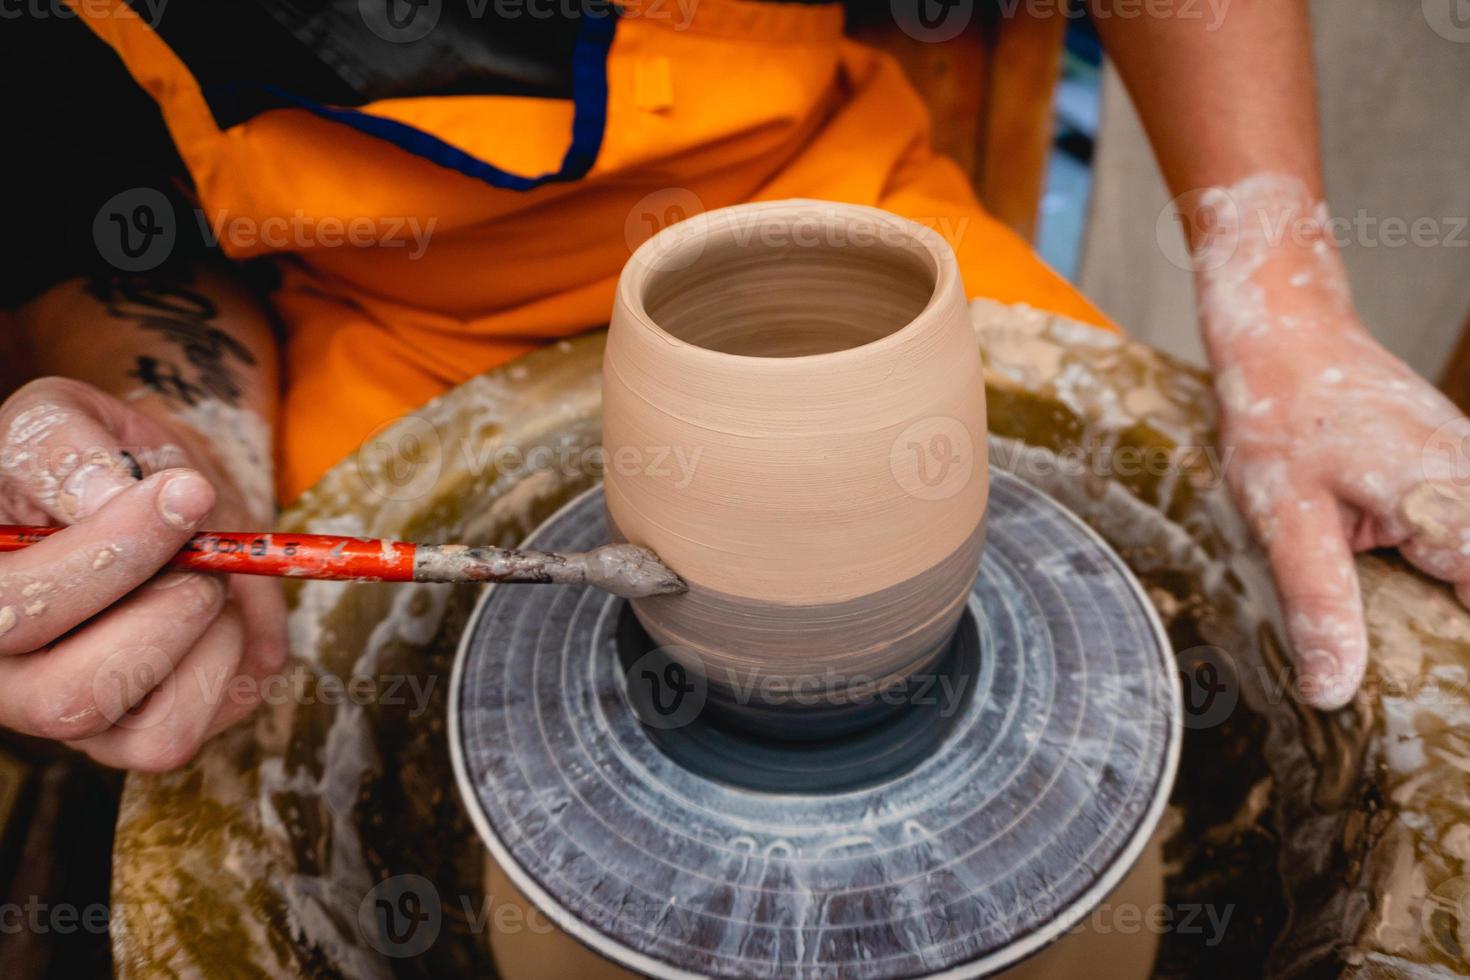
xmin=0 ymin=525 xmax=418 ymax=582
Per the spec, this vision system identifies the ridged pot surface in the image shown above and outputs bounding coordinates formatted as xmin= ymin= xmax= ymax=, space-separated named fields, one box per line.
xmin=603 ymin=200 xmax=987 ymax=725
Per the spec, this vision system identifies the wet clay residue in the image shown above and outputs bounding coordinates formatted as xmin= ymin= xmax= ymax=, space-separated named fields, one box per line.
xmin=108 ymin=304 xmax=1470 ymax=980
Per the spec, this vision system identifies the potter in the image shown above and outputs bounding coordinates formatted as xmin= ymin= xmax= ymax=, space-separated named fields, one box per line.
xmin=603 ymin=200 xmax=987 ymax=727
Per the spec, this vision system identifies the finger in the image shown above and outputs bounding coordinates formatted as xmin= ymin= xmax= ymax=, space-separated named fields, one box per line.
xmin=1385 ymin=482 xmax=1470 ymax=596
xmin=1265 ymin=493 xmax=1367 ymax=710
xmin=0 ymin=379 xmax=149 ymax=523
xmin=230 ymin=574 xmax=288 ymax=681
xmin=199 ymin=584 xmax=285 ymax=738
xmin=192 ymin=576 xmax=288 ymax=739
xmin=202 ymin=661 xmax=275 ymax=739
xmin=0 ymin=468 xmax=215 ymax=655
xmin=67 ymin=604 xmax=245 ymax=772
xmin=203 ymin=677 xmax=263 ymax=738
xmin=0 ymin=571 xmax=225 ymax=740
xmin=190 ymin=601 xmax=266 ymax=737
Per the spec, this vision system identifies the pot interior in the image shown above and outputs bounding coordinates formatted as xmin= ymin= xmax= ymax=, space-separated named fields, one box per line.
xmin=642 ymin=210 xmax=939 ymax=357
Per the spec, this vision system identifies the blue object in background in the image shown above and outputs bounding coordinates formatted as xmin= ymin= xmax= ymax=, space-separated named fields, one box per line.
xmin=1037 ymin=18 xmax=1103 ymax=282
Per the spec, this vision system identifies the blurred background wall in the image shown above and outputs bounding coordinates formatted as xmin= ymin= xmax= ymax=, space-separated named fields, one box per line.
xmin=1077 ymin=1 xmax=1470 ymax=378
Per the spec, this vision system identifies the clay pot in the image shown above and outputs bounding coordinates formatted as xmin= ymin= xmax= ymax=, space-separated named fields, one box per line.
xmin=603 ymin=200 xmax=987 ymax=735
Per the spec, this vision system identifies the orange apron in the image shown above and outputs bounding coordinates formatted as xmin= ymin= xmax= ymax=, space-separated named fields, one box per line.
xmin=69 ymin=0 xmax=1111 ymax=504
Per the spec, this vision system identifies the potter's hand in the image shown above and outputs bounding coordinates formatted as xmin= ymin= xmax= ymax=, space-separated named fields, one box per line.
xmin=1195 ymin=174 xmax=1468 ymax=710
xmin=0 ymin=377 xmax=286 ymax=770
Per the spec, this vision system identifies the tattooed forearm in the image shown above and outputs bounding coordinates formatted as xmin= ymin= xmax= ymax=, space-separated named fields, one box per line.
xmin=128 ymin=355 xmax=210 ymax=406
xmin=86 ymin=269 xmax=256 ymax=406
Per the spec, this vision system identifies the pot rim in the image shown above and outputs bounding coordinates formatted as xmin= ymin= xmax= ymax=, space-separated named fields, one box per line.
xmin=616 ymin=198 xmax=963 ymax=367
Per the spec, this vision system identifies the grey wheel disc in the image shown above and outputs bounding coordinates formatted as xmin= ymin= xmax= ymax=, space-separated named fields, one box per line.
xmin=450 ymin=471 xmax=1181 ymax=979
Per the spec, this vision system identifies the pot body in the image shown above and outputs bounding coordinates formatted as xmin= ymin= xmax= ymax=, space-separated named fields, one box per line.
xmin=603 ymin=200 xmax=987 ymax=734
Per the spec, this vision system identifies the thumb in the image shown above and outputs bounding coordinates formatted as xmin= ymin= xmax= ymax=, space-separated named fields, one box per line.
xmin=1 ymin=379 xmax=143 ymax=524
xmin=1264 ymin=493 xmax=1367 ymax=710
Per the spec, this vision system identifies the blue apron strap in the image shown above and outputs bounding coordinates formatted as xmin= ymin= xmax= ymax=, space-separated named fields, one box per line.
xmin=210 ymin=6 xmax=617 ymax=192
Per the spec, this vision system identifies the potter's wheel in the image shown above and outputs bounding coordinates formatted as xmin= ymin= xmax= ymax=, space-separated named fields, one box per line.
xmin=450 ymin=471 xmax=1181 ymax=979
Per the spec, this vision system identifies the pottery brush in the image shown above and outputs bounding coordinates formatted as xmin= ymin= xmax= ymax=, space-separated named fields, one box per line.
xmin=0 ymin=525 xmax=686 ymax=600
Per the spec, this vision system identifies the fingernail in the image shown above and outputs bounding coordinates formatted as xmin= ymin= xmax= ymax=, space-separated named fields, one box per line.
xmin=151 ymin=571 xmax=205 ymax=591
xmin=1299 ymin=648 xmax=1337 ymax=675
xmin=158 ymin=471 xmax=214 ymax=529
xmin=152 ymin=572 xmax=224 ymax=612
xmin=59 ymin=459 xmax=134 ymax=522
xmin=1298 ymin=648 xmax=1352 ymax=709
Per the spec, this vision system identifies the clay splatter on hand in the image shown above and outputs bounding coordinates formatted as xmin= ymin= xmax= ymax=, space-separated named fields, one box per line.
xmin=1194 ymin=172 xmax=1470 ymax=709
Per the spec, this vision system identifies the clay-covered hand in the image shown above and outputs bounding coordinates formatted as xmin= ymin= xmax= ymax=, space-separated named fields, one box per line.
xmin=1195 ymin=174 xmax=1469 ymax=710
xmin=0 ymin=377 xmax=286 ymax=770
